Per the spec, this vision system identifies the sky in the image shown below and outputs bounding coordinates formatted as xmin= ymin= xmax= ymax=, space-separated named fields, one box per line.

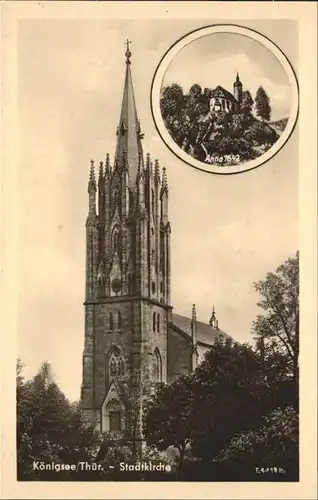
xmin=18 ymin=18 xmax=298 ymax=402
xmin=163 ymin=31 xmax=292 ymax=121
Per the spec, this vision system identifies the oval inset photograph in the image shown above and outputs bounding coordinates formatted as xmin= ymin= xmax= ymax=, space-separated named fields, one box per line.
xmin=151 ymin=24 xmax=299 ymax=175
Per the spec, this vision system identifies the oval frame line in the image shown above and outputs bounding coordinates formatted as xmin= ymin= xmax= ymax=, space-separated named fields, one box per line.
xmin=150 ymin=24 xmax=299 ymax=175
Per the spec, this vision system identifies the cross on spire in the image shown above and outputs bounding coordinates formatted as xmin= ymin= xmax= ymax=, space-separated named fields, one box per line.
xmin=125 ymin=39 xmax=132 ymax=64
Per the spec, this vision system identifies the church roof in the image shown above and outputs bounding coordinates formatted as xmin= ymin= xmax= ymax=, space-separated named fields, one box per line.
xmin=170 ymin=312 xmax=231 ymax=347
xmin=115 ymin=42 xmax=143 ymax=187
xmin=210 ymin=86 xmax=237 ymax=103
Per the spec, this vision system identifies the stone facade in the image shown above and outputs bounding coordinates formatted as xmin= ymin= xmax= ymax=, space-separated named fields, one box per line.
xmin=80 ymin=46 xmax=231 ymax=438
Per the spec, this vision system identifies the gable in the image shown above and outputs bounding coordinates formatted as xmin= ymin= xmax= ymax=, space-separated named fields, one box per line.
xmin=211 ymin=86 xmax=237 ymax=103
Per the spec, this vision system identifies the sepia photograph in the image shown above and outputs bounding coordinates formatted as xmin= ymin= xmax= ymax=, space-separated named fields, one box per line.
xmin=1 ymin=3 xmax=316 ymax=498
xmin=14 ymin=17 xmax=301 ymax=483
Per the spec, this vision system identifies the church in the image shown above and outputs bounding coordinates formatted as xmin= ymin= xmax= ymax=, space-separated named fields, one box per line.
xmin=80 ymin=44 xmax=231 ymax=435
xmin=209 ymin=73 xmax=251 ymax=114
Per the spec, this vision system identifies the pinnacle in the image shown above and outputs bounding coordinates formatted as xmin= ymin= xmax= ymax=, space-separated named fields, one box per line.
xmin=146 ymin=153 xmax=151 ymax=170
xmin=105 ymin=153 xmax=110 ymax=176
xmin=154 ymin=159 xmax=160 ymax=181
xmin=191 ymin=303 xmax=197 ymax=322
xmin=161 ymin=166 xmax=168 ymax=191
xmin=88 ymin=159 xmax=97 ymax=191
xmin=98 ymin=161 xmax=104 ymax=184
xmin=209 ymin=305 xmax=218 ymax=329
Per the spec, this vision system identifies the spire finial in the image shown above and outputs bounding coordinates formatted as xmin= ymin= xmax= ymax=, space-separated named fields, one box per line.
xmin=98 ymin=161 xmax=104 ymax=184
xmin=191 ymin=304 xmax=196 ymax=322
xmin=146 ymin=153 xmax=151 ymax=171
xmin=125 ymin=39 xmax=132 ymax=64
xmin=154 ymin=159 xmax=160 ymax=181
xmin=105 ymin=153 xmax=110 ymax=174
xmin=161 ymin=166 xmax=168 ymax=193
xmin=88 ymin=159 xmax=96 ymax=192
xmin=209 ymin=305 xmax=218 ymax=329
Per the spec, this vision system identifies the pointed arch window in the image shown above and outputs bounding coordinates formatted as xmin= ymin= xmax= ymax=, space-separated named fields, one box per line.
xmin=153 ymin=348 xmax=162 ymax=383
xmin=108 ymin=347 xmax=125 ymax=381
xmin=112 ymin=226 xmax=121 ymax=255
xmin=157 ymin=314 xmax=160 ymax=333
xmin=110 ymin=358 xmax=117 ymax=376
xmin=103 ymin=400 xmax=122 ymax=432
xmin=151 ymin=189 xmax=155 ymax=218
xmin=109 ymin=312 xmax=114 ymax=331
xmin=113 ymin=189 xmax=119 ymax=209
xmin=109 ymin=410 xmax=121 ymax=431
xmin=160 ymin=233 xmax=165 ymax=273
xmin=118 ymin=357 xmax=125 ymax=376
xmin=151 ymin=249 xmax=155 ymax=265
xmin=153 ymin=312 xmax=156 ymax=332
xmin=117 ymin=311 xmax=122 ymax=330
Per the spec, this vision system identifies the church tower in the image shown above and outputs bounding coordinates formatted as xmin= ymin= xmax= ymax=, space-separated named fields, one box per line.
xmin=81 ymin=43 xmax=172 ymax=437
xmin=233 ymin=72 xmax=243 ymax=104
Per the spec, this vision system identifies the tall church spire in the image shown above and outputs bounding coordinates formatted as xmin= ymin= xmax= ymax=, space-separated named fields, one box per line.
xmin=115 ymin=40 xmax=143 ymax=187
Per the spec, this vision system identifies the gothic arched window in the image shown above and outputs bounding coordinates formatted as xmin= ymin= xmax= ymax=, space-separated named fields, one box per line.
xmin=157 ymin=314 xmax=160 ymax=333
xmin=110 ymin=359 xmax=117 ymax=376
xmin=129 ymin=190 xmax=133 ymax=210
xmin=113 ymin=189 xmax=119 ymax=209
xmin=152 ymin=312 xmax=156 ymax=332
xmin=153 ymin=348 xmax=162 ymax=383
xmin=160 ymin=233 xmax=165 ymax=273
xmin=118 ymin=357 xmax=125 ymax=376
xmin=151 ymin=189 xmax=155 ymax=218
xmin=109 ymin=312 xmax=114 ymax=331
xmin=126 ymin=181 xmax=129 ymax=215
xmin=104 ymin=400 xmax=122 ymax=432
xmin=112 ymin=226 xmax=120 ymax=255
xmin=108 ymin=347 xmax=125 ymax=380
xmin=117 ymin=311 xmax=122 ymax=330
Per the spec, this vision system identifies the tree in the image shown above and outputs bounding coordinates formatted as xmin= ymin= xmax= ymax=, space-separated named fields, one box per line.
xmin=203 ymin=87 xmax=212 ymax=99
xmin=241 ymin=90 xmax=254 ymax=114
xmin=189 ymin=83 xmax=202 ymax=98
xmin=16 ymin=360 xmax=99 ymax=480
xmin=190 ymin=337 xmax=270 ymax=462
xmin=143 ymin=374 xmax=196 ymax=478
xmin=255 ymin=86 xmax=271 ymax=121
xmin=215 ymin=405 xmax=298 ymax=480
xmin=252 ymin=251 xmax=299 ymax=381
xmin=160 ymin=84 xmax=184 ymax=119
